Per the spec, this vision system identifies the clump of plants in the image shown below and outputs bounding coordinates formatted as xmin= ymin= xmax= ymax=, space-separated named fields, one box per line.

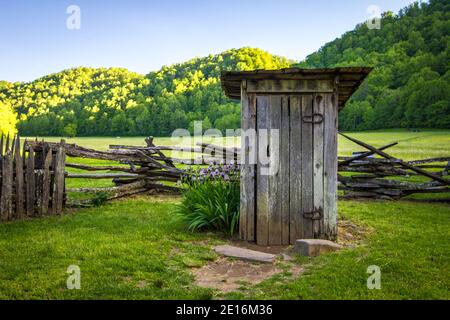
xmin=91 ymin=191 xmax=109 ymax=207
xmin=177 ymin=162 xmax=240 ymax=236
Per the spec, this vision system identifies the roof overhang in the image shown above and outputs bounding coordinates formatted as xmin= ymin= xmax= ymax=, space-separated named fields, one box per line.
xmin=220 ymin=67 xmax=372 ymax=110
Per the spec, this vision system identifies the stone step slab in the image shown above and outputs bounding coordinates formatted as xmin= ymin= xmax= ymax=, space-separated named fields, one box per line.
xmin=214 ymin=245 xmax=276 ymax=263
xmin=293 ymin=239 xmax=342 ymax=257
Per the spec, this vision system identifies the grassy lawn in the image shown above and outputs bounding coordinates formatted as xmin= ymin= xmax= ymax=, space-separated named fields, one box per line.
xmin=0 ymin=196 xmax=448 ymax=299
xmin=0 ymin=130 xmax=448 ymax=300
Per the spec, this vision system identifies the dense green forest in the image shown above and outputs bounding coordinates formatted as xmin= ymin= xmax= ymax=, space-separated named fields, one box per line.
xmin=0 ymin=49 xmax=290 ymax=136
xmin=298 ymin=0 xmax=449 ymax=130
xmin=0 ymin=0 xmax=448 ymax=136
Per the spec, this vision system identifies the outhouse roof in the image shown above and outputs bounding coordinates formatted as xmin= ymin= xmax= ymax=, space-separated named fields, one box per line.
xmin=220 ymin=67 xmax=372 ymax=110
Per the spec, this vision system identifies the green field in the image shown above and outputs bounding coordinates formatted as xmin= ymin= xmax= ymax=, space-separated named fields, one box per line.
xmin=31 ymin=129 xmax=450 ymax=160
xmin=1 ymin=130 xmax=449 ymax=300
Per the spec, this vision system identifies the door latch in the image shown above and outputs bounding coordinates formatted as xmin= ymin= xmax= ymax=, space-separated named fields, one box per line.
xmin=302 ymin=113 xmax=324 ymax=124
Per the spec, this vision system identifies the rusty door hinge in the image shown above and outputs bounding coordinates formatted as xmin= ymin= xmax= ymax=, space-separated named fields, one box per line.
xmin=303 ymin=208 xmax=323 ymax=220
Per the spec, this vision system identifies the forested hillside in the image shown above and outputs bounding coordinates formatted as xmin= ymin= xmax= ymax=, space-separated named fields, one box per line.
xmin=298 ymin=0 xmax=449 ymax=130
xmin=0 ymin=0 xmax=448 ymax=136
xmin=0 ymin=48 xmax=290 ymax=136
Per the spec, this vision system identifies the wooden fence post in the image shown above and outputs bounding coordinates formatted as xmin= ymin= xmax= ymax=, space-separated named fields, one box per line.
xmin=41 ymin=147 xmax=52 ymax=215
xmin=26 ymin=145 xmax=35 ymax=217
xmin=14 ymin=136 xmax=25 ymax=219
xmin=0 ymin=136 xmax=14 ymax=221
xmin=52 ymin=140 xmax=65 ymax=215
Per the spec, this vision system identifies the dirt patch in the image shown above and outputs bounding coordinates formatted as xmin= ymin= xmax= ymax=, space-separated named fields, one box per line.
xmin=192 ymin=218 xmax=367 ymax=293
xmin=338 ymin=219 xmax=370 ymax=247
xmin=193 ymin=257 xmax=303 ymax=293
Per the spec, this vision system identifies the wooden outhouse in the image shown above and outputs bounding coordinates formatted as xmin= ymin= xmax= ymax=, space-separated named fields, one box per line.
xmin=221 ymin=67 xmax=372 ymax=246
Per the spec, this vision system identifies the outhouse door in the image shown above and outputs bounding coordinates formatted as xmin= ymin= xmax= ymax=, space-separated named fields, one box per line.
xmin=240 ymin=88 xmax=338 ymax=246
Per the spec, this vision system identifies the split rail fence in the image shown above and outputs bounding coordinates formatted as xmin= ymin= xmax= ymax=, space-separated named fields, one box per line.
xmin=2 ymin=133 xmax=449 ymax=221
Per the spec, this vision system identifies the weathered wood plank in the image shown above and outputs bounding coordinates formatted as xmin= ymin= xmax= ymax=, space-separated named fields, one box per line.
xmin=338 ymin=142 xmax=398 ymax=166
xmin=280 ymin=96 xmax=290 ymax=245
xmin=339 ymin=132 xmax=450 ymax=185
xmin=323 ymin=93 xmax=338 ymax=240
xmin=0 ymin=134 xmax=4 ymax=156
xmin=52 ymin=141 xmax=66 ymax=215
xmin=247 ymin=79 xmax=334 ymax=94
xmin=26 ymin=146 xmax=35 ymax=217
xmin=67 ymin=173 xmax=142 ymax=179
xmin=256 ymin=95 xmax=269 ymax=246
xmin=145 ymin=136 xmax=176 ymax=168
xmin=35 ymin=169 xmax=44 ymax=217
xmin=14 ymin=137 xmax=25 ymax=219
xmin=240 ymin=86 xmax=257 ymax=241
xmin=289 ymin=95 xmax=302 ymax=244
xmin=313 ymin=94 xmax=325 ymax=238
xmin=41 ymin=149 xmax=52 ymax=215
xmin=268 ymin=95 xmax=282 ymax=245
xmin=0 ymin=148 xmax=13 ymax=221
xmin=301 ymin=94 xmax=314 ymax=239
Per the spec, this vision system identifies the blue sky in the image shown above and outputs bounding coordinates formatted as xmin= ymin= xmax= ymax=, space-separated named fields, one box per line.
xmin=0 ymin=0 xmax=419 ymax=82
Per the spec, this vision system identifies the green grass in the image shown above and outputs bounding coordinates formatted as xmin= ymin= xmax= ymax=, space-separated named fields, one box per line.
xmin=0 ymin=196 xmax=448 ymax=299
xmin=0 ymin=196 xmax=221 ymax=299
xmin=228 ymin=201 xmax=450 ymax=300
xmin=1 ymin=130 xmax=447 ymax=299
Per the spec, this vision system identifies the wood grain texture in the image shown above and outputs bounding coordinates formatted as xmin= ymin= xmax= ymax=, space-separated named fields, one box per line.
xmin=324 ymin=93 xmax=338 ymax=239
xmin=52 ymin=141 xmax=66 ymax=215
xmin=14 ymin=137 xmax=25 ymax=219
xmin=41 ymin=149 xmax=52 ymax=216
xmin=313 ymin=94 xmax=325 ymax=238
xmin=0 ymin=148 xmax=13 ymax=221
xmin=246 ymin=79 xmax=334 ymax=94
xmin=280 ymin=96 xmax=290 ymax=245
xmin=289 ymin=95 xmax=302 ymax=244
xmin=301 ymin=94 xmax=314 ymax=239
xmin=239 ymin=86 xmax=257 ymax=241
xmin=256 ymin=95 xmax=269 ymax=246
xmin=268 ymin=95 xmax=282 ymax=245
xmin=26 ymin=146 xmax=35 ymax=217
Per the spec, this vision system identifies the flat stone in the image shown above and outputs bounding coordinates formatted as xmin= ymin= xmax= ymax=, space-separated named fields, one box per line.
xmin=293 ymin=239 xmax=342 ymax=257
xmin=214 ymin=245 xmax=276 ymax=263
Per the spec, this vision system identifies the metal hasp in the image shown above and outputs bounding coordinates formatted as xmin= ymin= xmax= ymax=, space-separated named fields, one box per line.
xmin=221 ymin=67 xmax=372 ymax=245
